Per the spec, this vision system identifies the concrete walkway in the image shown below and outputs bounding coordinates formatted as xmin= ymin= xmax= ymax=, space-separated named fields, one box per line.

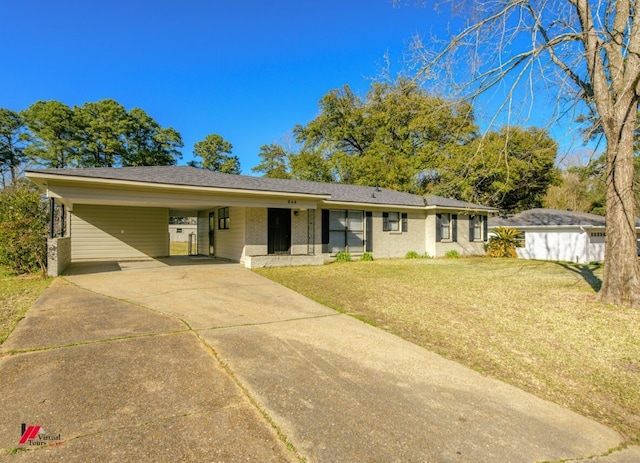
xmin=1 ymin=258 xmax=638 ymax=462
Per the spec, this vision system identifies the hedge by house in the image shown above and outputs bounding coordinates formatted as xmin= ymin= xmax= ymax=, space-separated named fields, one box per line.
xmin=0 ymin=182 xmax=48 ymax=274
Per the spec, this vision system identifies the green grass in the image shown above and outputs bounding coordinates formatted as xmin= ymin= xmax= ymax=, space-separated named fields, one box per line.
xmin=0 ymin=266 xmax=50 ymax=345
xmin=170 ymin=241 xmax=189 ymax=255
xmin=255 ymin=258 xmax=640 ymax=444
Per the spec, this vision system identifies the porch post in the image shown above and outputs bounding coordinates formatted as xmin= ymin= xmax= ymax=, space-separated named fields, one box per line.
xmin=61 ymin=204 xmax=66 ymax=237
xmin=49 ymin=197 xmax=55 ymax=239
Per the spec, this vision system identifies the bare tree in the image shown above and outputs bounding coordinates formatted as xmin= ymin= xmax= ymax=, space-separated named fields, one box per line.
xmin=405 ymin=0 xmax=640 ymax=307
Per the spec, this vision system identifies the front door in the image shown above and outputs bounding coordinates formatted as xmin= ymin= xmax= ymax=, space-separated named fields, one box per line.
xmin=208 ymin=212 xmax=215 ymax=256
xmin=268 ymin=208 xmax=291 ymax=254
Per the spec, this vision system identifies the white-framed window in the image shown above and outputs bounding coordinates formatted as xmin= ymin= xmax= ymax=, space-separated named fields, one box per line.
xmin=176 ymin=228 xmax=183 ymax=234
xmin=327 ymin=209 xmax=364 ymax=253
xmin=436 ymin=213 xmax=457 ymax=242
xmin=383 ymin=212 xmax=399 ymax=231
xmin=440 ymin=213 xmax=451 ymax=240
xmin=383 ymin=212 xmax=408 ymax=232
xmin=469 ymin=215 xmax=483 ymax=241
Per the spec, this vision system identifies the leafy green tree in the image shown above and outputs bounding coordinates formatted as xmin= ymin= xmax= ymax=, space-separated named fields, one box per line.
xmin=75 ymin=99 xmax=130 ymax=167
xmin=252 ymin=143 xmax=291 ymax=178
xmin=292 ymin=79 xmax=477 ymax=192
xmin=0 ymin=109 xmax=27 ymax=186
xmin=123 ymin=108 xmax=182 ymax=166
xmin=22 ymin=99 xmax=183 ymax=168
xmin=433 ymin=127 xmax=559 ymax=212
xmin=0 ymin=181 xmax=48 ymax=274
xmin=270 ymin=78 xmax=555 ymax=211
xmin=22 ymin=100 xmax=79 ymax=168
xmin=192 ymin=134 xmax=240 ymax=174
xmin=289 ymin=149 xmax=334 ymax=182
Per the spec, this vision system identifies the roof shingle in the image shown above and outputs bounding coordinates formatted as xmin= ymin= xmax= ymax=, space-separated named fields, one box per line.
xmin=490 ymin=208 xmax=606 ymax=227
xmin=27 ymin=166 xmax=496 ymax=210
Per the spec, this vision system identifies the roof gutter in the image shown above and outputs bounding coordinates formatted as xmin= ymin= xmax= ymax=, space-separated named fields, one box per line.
xmin=321 ymin=199 xmax=426 ymax=210
xmin=425 ymin=205 xmax=499 ymax=213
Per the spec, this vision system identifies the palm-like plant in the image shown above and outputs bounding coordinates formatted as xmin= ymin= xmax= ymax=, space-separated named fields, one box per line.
xmin=486 ymin=227 xmax=523 ymax=258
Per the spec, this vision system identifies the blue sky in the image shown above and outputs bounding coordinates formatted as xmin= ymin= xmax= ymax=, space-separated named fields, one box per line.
xmin=2 ymin=1 xmax=583 ymax=172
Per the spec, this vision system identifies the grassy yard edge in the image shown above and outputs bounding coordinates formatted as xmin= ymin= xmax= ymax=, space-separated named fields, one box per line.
xmin=0 ymin=269 xmax=51 ymax=345
xmin=255 ymin=258 xmax=640 ymax=444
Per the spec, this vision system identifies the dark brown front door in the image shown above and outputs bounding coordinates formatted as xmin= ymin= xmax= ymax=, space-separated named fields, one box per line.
xmin=268 ymin=208 xmax=291 ymax=254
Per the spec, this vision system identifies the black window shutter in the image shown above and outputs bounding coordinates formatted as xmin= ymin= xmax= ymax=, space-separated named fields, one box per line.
xmin=452 ymin=214 xmax=458 ymax=242
xmin=382 ymin=212 xmax=389 ymax=231
xmin=401 ymin=213 xmax=408 ymax=233
xmin=482 ymin=215 xmax=488 ymax=241
xmin=366 ymin=211 xmax=373 ymax=252
xmin=322 ymin=209 xmax=329 ymax=253
xmin=469 ymin=215 xmax=475 ymax=241
xmin=436 ymin=213 xmax=442 ymax=242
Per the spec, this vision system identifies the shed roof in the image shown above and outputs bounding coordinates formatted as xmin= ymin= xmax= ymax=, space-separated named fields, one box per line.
xmin=490 ymin=208 xmax=607 ymax=228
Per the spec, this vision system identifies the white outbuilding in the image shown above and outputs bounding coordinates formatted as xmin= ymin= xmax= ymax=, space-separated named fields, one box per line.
xmin=489 ymin=208 xmax=640 ymax=264
xmin=169 ymin=224 xmax=197 ymax=242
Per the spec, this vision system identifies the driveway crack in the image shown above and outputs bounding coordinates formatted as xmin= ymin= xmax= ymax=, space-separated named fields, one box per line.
xmin=0 ymin=330 xmax=190 ymax=358
xmin=193 ymin=331 xmax=307 ymax=463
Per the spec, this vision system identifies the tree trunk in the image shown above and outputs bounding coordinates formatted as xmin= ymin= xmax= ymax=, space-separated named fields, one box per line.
xmin=599 ymin=112 xmax=640 ymax=307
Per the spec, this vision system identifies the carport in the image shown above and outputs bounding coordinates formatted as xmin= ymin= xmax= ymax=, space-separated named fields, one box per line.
xmin=26 ymin=166 xmax=328 ymax=276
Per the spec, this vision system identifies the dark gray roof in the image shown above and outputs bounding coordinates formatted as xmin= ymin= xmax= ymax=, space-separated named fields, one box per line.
xmin=490 ymin=208 xmax=606 ymax=227
xmin=28 ymin=166 xmax=498 ymax=210
xmin=28 ymin=166 xmax=427 ymax=207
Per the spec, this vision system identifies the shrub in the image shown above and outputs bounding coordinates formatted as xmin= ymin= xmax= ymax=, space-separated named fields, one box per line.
xmin=335 ymin=251 xmax=351 ymax=262
xmin=445 ymin=250 xmax=460 ymax=259
xmin=0 ymin=183 xmax=49 ymax=274
xmin=486 ymin=226 xmax=523 ymax=258
xmin=405 ymin=250 xmax=420 ymax=259
xmin=360 ymin=252 xmax=374 ymax=261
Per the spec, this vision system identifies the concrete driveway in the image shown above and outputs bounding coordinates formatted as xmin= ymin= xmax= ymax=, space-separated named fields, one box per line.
xmin=1 ymin=257 xmax=638 ymax=462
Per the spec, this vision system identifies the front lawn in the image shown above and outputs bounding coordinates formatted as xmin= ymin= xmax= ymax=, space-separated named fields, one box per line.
xmin=0 ymin=267 xmax=50 ymax=345
xmin=255 ymin=258 xmax=640 ymax=444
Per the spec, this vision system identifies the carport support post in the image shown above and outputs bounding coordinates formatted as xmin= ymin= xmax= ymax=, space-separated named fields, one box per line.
xmin=61 ymin=204 xmax=65 ymax=237
xmin=49 ymin=198 xmax=55 ymax=239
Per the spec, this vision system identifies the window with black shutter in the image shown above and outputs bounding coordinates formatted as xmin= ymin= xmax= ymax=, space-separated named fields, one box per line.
xmin=437 ymin=213 xmax=452 ymax=241
xmin=323 ymin=209 xmax=365 ymax=253
xmin=383 ymin=212 xmax=407 ymax=233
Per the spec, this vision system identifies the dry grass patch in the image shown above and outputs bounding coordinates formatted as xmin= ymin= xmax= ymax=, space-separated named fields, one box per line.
xmin=0 ymin=266 xmax=50 ymax=345
xmin=255 ymin=258 xmax=640 ymax=443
